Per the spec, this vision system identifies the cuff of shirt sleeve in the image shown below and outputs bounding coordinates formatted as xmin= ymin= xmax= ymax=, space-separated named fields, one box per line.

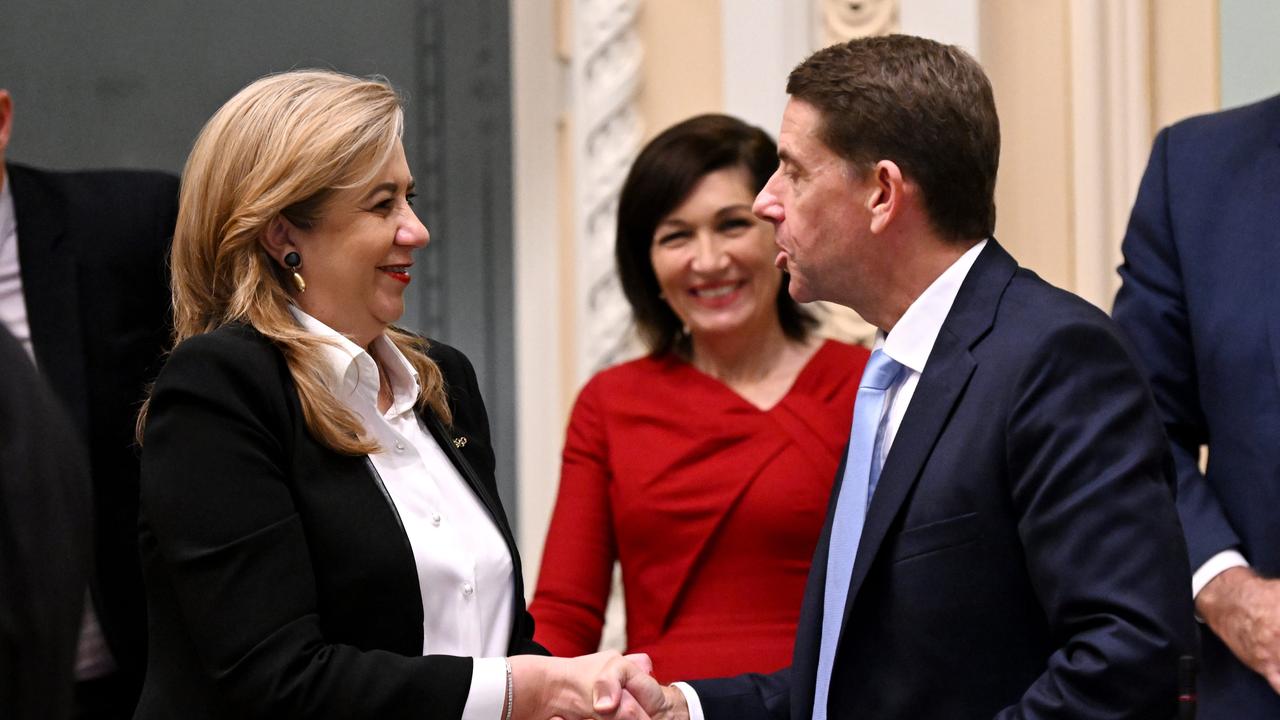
xmin=461 ymin=657 xmax=507 ymax=720
xmin=673 ymin=682 xmax=706 ymax=720
xmin=1191 ymin=549 xmax=1249 ymax=609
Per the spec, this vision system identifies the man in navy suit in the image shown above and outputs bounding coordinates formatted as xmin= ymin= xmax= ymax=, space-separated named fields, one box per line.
xmin=596 ymin=34 xmax=1196 ymax=720
xmin=0 ymin=87 xmax=178 ymax=719
xmin=1113 ymin=94 xmax=1280 ymax=719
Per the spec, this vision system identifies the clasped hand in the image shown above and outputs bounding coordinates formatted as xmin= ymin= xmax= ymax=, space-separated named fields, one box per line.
xmin=508 ymin=651 xmax=687 ymax=720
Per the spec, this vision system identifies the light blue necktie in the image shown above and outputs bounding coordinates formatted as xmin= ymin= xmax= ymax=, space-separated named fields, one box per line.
xmin=812 ymin=349 xmax=903 ymax=720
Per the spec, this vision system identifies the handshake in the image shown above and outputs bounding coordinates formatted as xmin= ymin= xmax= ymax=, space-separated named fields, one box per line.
xmin=507 ymin=652 xmax=690 ymax=720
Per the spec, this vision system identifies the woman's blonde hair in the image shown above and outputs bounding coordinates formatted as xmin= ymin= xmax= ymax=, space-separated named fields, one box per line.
xmin=139 ymin=69 xmax=450 ymax=454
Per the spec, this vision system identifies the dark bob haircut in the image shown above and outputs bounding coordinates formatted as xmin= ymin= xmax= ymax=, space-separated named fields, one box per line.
xmin=615 ymin=113 xmax=817 ymax=357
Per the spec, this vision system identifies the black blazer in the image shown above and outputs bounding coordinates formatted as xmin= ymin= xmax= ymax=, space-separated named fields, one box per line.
xmin=691 ymin=240 xmax=1197 ymax=719
xmin=0 ymin=324 xmax=92 ymax=720
xmin=136 ymin=324 xmax=543 ymax=719
xmin=7 ymin=161 xmax=179 ymax=695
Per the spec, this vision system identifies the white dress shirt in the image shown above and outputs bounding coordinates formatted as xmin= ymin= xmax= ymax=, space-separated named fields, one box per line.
xmin=0 ymin=173 xmax=32 ymax=359
xmin=290 ymin=308 xmax=513 ymax=720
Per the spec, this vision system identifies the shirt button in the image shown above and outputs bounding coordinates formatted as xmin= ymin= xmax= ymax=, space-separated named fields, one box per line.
xmin=431 ymin=512 xmax=442 ymax=527
xmin=461 ymin=582 xmax=474 ymax=597
xmin=394 ymin=441 xmax=405 ymax=453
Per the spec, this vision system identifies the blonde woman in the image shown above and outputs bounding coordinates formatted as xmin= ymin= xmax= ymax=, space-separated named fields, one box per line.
xmin=135 ymin=70 xmax=646 ymax=719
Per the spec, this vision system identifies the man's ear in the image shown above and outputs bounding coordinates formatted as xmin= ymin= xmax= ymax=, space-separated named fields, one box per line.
xmin=868 ymin=160 xmax=905 ymax=234
xmin=260 ymin=216 xmax=296 ymax=261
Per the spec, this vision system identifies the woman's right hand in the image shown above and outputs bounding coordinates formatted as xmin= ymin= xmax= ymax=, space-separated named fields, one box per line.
xmin=508 ymin=652 xmax=655 ymax=720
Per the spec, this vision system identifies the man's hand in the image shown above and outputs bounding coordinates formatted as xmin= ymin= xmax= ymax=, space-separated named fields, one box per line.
xmin=1196 ymin=566 xmax=1280 ymax=693
xmin=596 ymin=658 xmax=689 ymax=720
xmin=509 ymin=651 xmax=657 ymax=720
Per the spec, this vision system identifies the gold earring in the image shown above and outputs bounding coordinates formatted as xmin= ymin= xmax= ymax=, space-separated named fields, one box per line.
xmin=284 ymin=251 xmax=306 ymax=293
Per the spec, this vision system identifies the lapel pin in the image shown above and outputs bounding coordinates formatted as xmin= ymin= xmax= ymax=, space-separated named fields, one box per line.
xmin=453 ymin=436 xmax=468 ymax=449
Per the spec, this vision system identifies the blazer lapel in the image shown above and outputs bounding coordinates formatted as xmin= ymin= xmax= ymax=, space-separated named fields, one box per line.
xmin=836 ymin=241 xmax=1016 ymax=636
xmin=8 ymin=164 xmax=90 ymax=436
xmin=420 ymin=408 xmax=528 ymax=640
xmin=422 ymin=409 xmax=508 ymax=536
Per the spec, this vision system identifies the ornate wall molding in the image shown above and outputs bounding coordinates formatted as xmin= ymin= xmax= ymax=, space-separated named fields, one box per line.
xmin=571 ymin=0 xmax=646 ymax=380
xmin=819 ymin=0 xmax=899 ymax=47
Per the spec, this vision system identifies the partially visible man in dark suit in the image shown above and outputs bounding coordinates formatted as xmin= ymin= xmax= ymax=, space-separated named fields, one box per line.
xmin=1113 ymin=94 xmax=1280 ymax=719
xmin=594 ymin=34 xmax=1196 ymax=720
xmin=0 ymin=87 xmax=178 ymax=719
xmin=0 ymin=323 xmax=92 ymax=720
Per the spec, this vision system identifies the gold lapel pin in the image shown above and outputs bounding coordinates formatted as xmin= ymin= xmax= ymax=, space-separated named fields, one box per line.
xmin=453 ymin=436 xmax=468 ymax=449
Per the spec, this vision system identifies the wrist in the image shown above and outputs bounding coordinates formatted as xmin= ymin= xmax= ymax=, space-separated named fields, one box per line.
xmin=1196 ymin=565 xmax=1256 ymax=624
xmin=507 ymin=656 xmax=549 ymax=720
xmin=502 ymin=658 xmax=514 ymax=720
xmin=662 ymin=682 xmax=693 ymax=720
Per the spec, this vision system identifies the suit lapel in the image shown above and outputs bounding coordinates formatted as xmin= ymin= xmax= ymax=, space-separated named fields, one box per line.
xmin=837 ymin=241 xmax=1016 ymax=636
xmin=1265 ymin=136 xmax=1280 ymax=400
xmin=8 ymin=164 xmax=90 ymax=436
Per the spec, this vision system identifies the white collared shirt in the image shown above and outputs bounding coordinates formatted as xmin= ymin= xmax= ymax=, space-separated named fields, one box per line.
xmin=289 ymin=307 xmax=513 ymax=720
xmin=0 ymin=171 xmax=32 ymax=360
xmin=872 ymin=239 xmax=987 ymax=461
xmin=675 ymin=239 xmax=988 ymax=720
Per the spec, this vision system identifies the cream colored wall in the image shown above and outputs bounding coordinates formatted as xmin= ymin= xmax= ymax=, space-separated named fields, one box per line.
xmin=636 ymin=0 xmax=724 ymax=140
xmin=1153 ymin=2 xmax=1219 ymax=128
xmin=980 ymin=0 xmax=1218 ymax=301
xmin=980 ymin=1 xmax=1075 ymax=290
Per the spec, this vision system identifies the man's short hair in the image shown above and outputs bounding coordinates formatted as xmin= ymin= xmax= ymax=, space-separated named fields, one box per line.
xmin=787 ymin=34 xmax=1000 ymax=240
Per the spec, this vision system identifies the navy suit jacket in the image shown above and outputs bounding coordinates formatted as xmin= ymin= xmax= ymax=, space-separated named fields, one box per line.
xmin=1113 ymin=93 xmax=1280 ymax=718
xmin=690 ymin=240 xmax=1196 ymax=719
xmin=6 ymin=161 xmax=178 ymax=699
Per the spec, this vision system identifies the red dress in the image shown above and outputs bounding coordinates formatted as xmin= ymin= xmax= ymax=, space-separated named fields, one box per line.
xmin=529 ymin=340 xmax=869 ymax=682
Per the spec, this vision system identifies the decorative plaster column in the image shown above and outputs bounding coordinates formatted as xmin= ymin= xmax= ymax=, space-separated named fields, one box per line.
xmin=570 ymin=0 xmax=646 ymax=382
xmin=1068 ymin=0 xmax=1152 ymax=311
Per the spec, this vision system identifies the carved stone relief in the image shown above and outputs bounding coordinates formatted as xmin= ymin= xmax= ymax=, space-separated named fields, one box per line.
xmin=820 ymin=0 xmax=899 ymax=47
xmin=571 ymin=0 xmax=646 ymax=379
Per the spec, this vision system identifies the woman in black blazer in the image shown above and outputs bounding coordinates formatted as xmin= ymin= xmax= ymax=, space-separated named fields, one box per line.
xmin=135 ymin=70 xmax=647 ymax=719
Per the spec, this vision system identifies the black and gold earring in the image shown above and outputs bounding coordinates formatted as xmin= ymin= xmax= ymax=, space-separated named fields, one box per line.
xmin=284 ymin=251 xmax=306 ymax=293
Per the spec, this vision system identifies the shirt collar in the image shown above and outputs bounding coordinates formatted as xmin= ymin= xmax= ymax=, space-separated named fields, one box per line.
xmin=0 ymin=172 xmax=15 ymax=255
xmin=876 ymin=239 xmax=988 ymax=373
xmin=287 ymin=305 xmax=420 ymax=416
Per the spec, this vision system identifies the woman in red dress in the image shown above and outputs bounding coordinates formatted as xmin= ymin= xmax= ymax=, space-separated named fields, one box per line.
xmin=529 ymin=114 xmax=870 ymax=682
